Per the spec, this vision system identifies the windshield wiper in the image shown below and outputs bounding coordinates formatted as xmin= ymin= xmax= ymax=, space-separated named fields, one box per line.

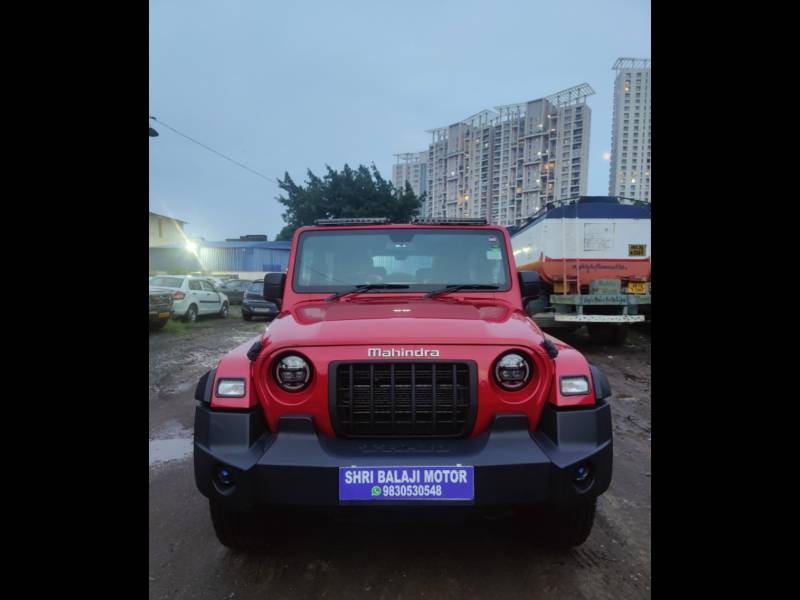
xmin=425 ymin=284 xmax=500 ymax=298
xmin=325 ymin=284 xmax=409 ymax=302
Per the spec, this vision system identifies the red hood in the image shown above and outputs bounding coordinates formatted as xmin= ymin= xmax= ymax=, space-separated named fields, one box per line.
xmin=263 ymin=296 xmax=548 ymax=349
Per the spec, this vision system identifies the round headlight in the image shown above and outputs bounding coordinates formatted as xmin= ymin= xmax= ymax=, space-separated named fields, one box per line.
xmin=494 ymin=352 xmax=531 ymax=390
xmin=274 ymin=354 xmax=311 ymax=391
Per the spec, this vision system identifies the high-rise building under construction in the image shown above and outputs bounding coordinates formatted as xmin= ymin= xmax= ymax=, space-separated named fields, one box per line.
xmin=398 ymin=84 xmax=595 ymax=227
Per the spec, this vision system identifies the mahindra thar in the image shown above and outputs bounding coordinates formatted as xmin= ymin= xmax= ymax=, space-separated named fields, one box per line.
xmin=194 ymin=218 xmax=613 ymax=549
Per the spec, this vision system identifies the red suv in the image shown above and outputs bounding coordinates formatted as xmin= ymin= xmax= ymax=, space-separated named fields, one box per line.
xmin=194 ymin=218 xmax=613 ymax=548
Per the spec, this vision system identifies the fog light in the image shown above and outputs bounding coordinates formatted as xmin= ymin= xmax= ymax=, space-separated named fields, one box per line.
xmin=575 ymin=464 xmax=591 ymax=483
xmin=560 ymin=375 xmax=590 ymax=396
xmin=216 ymin=467 xmax=234 ymax=488
xmin=217 ymin=378 xmax=246 ymax=397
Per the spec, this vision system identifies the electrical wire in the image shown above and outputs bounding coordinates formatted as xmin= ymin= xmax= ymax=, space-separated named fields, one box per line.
xmin=149 ymin=115 xmax=279 ymax=185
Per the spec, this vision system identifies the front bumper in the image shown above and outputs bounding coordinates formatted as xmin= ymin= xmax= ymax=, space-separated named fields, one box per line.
xmin=149 ymin=306 xmax=172 ymax=321
xmin=194 ymin=400 xmax=612 ymax=510
xmin=554 ymin=314 xmax=645 ymax=323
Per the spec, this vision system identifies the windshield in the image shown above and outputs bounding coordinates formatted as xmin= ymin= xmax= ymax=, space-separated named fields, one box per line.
xmin=293 ymin=229 xmax=510 ymax=293
xmin=248 ymin=281 xmax=264 ymax=293
xmin=150 ymin=277 xmax=184 ymax=288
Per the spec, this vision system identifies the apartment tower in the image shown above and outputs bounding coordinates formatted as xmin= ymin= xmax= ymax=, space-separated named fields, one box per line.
xmin=609 ymin=58 xmax=651 ymax=201
xmin=409 ymin=84 xmax=594 ymax=228
xmin=391 ymin=151 xmax=428 ymax=198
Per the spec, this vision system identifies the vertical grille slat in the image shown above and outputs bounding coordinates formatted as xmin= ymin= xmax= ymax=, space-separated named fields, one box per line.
xmin=411 ymin=363 xmax=416 ymax=431
xmin=390 ymin=363 xmax=395 ymax=431
xmin=432 ymin=363 xmax=437 ymax=432
xmin=452 ymin=364 xmax=457 ymax=433
xmin=369 ymin=364 xmax=374 ymax=427
xmin=348 ymin=364 xmax=354 ymax=426
xmin=332 ymin=362 xmax=473 ymax=438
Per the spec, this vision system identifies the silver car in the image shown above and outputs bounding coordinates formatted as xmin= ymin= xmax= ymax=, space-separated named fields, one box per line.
xmin=148 ymin=276 xmax=230 ymax=322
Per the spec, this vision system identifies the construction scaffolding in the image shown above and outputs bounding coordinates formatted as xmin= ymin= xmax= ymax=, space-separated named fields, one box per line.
xmin=393 ymin=152 xmax=423 ymax=163
xmin=544 ymin=83 xmax=596 ymax=107
xmin=460 ymin=109 xmax=498 ymax=127
xmin=612 ymin=57 xmax=651 ymax=71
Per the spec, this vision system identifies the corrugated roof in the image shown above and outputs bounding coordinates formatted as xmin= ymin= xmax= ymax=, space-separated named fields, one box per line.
xmin=198 ymin=240 xmax=291 ymax=249
xmin=154 ymin=240 xmax=291 ymax=250
xmin=149 ymin=210 xmax=188 ymax=224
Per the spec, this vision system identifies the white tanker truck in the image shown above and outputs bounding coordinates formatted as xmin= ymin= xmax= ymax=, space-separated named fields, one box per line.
xmin=511 ymin=196 xmax=651 ymax=345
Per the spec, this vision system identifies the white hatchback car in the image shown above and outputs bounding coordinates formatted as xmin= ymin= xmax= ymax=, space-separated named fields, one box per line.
xmin=148 ymin=276 xmax=230 ymax=322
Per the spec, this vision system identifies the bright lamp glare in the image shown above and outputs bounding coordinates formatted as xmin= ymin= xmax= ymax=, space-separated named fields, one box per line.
xmin=185 ymin=241 xmax=198 ymax=253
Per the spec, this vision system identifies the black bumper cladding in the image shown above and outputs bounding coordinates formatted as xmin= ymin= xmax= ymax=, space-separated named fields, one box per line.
xmin=194 ymin=400 xmax=613 ymax=511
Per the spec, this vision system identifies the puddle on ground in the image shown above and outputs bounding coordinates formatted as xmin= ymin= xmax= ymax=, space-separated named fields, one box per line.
xmin=149 ymin=421 xmax=193 ymax=467
xmin=149 ymin=438 xmax=193 ymax=466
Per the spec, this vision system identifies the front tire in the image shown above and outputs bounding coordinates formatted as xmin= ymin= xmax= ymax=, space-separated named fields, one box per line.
xmin=209 ymin=501 xmax=263 ymax=550
xmin=242 ymin=313 xmax=252 ymax=321
xmin=541 ymin=499 xmax=597 ymax=548
xmin=218 ymin=302 xmax=229 ymax=318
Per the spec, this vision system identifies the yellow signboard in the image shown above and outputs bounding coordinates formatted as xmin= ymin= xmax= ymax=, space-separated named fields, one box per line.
xmin=627 ymin=282 xmax=648 ymax=294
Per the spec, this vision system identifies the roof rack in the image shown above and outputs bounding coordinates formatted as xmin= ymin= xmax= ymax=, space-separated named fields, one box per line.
xmin=412 ymin=218 xmax=488 ymax=226
xmin=314 ymin=218 xmax=389 ymax=226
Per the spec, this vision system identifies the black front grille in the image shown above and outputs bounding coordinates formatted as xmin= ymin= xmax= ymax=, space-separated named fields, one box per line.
xmin=331 ymin=362 xmax=475 ymax=438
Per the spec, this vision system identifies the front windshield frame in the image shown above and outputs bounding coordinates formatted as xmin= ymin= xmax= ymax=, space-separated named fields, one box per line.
xmin=292 ymin=228 xmax=512 ymax=294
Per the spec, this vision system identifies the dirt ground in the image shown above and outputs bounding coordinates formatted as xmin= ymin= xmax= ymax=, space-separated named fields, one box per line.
xmin=149 ymin=308 xmax=651 ymax=600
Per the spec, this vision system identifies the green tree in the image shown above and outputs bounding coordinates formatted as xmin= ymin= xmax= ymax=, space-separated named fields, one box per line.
xmin=275 ymin=163 xmax=424 ymax=241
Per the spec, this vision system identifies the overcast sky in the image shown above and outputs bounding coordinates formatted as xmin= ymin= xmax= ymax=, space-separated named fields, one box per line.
xmin=149 ymin=0 xmax=650 ymax=241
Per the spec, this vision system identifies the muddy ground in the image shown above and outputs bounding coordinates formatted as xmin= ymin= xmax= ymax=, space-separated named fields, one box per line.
xmin=149 ymin=308 xmax=651 ymax=599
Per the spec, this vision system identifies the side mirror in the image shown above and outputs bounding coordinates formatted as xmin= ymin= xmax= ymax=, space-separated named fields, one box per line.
xmin=518 ymin=270 xmax=541 ymax=301
xmin=263 ymin=273 xmax=286 ymax=309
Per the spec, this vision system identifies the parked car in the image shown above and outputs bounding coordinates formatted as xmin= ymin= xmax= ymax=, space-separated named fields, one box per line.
xmin=241 ymin=280 xmax=278 ymax=321
xmin=148 ymin=275 xmax=230 ymax=322
xmin=206 ymin=277 xmax=229 ymax=288
xmin=148 ymin=286 xmax=174 ymax=331
xmin=218 ymin=279 xmax=253 ymax=305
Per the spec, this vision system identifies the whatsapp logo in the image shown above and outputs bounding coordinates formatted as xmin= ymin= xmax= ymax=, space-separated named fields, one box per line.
xmin=371 ymin=486 xmax=381 ymax=497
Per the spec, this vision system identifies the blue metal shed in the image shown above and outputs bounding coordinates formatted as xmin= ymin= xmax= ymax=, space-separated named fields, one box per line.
xmin=196 ymin=240 xmax=291 ymax=272
xmin=151 ymin=240 xmax=291 ymax=273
